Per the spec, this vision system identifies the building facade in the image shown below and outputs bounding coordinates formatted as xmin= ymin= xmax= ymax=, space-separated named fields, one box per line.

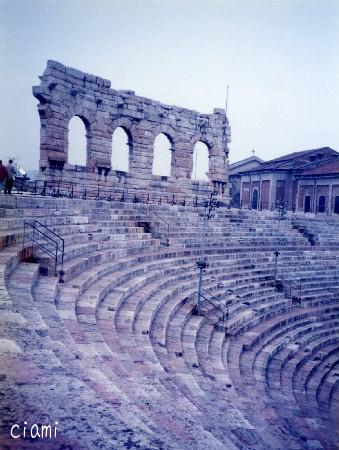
xmin=229 ymin=155 xmax=263 ymax=207
xmin=236 ymin=147 xmax=339 ymax=213
xmin=296 ymin=159 xmax=339 ymax=213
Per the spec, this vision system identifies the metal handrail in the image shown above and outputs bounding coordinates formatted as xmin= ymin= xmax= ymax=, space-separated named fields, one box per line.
xmin=32 ymin=240 xmax=59 ymax=259
xmin=29 ymin=223 xmax=60 ymax=247
xmin=201 ymin=287 xmax=225 ymax=305
xmin=31 ymin=220 xmax=64 ymax=244
xmin=148 ymin=205 xmax=170 ymax=233
xmin=283 ymin=278 xmax=302 ymax=303
xmin=29 ymin=229 xmax=62 ymax=260
xmin=193 ymin=289 xmax=229 ymax=325
xmin=23 ymin=220 xmax=64 ymax=276
xmin=137 ymin=205 xmax=170 ymax=246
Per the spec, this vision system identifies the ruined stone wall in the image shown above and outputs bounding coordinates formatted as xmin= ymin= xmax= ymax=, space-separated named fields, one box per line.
xmin=33 ymin=60 xmax=231 ymax=202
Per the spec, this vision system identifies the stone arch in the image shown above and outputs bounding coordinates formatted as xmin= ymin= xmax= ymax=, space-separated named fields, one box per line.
xmin=109 ymin=118 xmax=138 ymax=166
xmin=151 ymin=125 xmax=176 ymax=146
xmin=190 ymin=135 xmax=214 ymax=150
xmin=64 ymin=104 xmax=95 ymax=166
xmin=67 ymin=115 xmax=91 ymax=166
xmin=65 ymin=104 xmax=96 ymax=128
xmin=109 ymin=117 xmax=137 ymax=146
xmin=152 ymin=133 xmax=173 ymax=177
xmin=111 ymin=127 xmax=131 ymax=172
xmin=189 ymin=134 xmax=213 ymax=180
xmin=151 ymin=125 xmax=177 ymax=176
xmin=191 ymin=140 xmax=211 ymax=181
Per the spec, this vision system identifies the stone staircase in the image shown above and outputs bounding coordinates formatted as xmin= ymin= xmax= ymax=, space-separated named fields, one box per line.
xmin=0 ymin=194 xmax=338 ymax=449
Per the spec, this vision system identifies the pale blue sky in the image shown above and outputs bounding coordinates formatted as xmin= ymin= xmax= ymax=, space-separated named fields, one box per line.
xmin=1 ymin=0 xmax=338 ymax=171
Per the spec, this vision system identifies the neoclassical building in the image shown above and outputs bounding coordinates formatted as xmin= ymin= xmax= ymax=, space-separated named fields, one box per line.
xmin=229 ymin=155 xmax=263 ymax=207
xmin=235 ymin=147 xmax=339 ymax=213
xmin=296 ymin=158 xmax=339 ymax=213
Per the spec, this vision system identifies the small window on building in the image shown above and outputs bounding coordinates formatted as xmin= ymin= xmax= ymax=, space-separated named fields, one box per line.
xmin=318 ymin=195 xmax=326 ymax=213
xmin=304 ymin=195 xmax=311 ymax=213
xmin=334 ymin=196 xmax=339 ymax=214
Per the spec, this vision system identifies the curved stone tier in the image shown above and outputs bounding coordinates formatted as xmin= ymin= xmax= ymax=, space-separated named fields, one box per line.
xmin=0 ymin=195 xmax=338 ymax=449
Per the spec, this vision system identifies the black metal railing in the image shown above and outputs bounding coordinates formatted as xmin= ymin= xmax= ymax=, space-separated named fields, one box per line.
xmin=284 ymin=279 xmax=303 ymax=304
xmin=139 ymin=205 xmax=170 ymax=246
xmin=13 ymin=178 xmax=215 ymax=208
xmin=23 ymin=220 xmax=64 ymax=277
xmin=193 ymin=287 xmax=229 ymax=328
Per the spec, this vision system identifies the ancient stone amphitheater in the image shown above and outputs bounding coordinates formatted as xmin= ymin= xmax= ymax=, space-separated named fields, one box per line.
xmin=0 ymin=193 xmax=338 ymax=450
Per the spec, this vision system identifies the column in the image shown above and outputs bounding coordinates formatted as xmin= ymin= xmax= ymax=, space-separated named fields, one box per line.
xmin=328 ymin=182 xmax=333 ymax=214
xmin=295 ymin=179 xmax=300 ymax=212
xmin=313 ymin=180 xmax=317 ymax=213
xmin=239 ymin=179 xmax=243 ymax=206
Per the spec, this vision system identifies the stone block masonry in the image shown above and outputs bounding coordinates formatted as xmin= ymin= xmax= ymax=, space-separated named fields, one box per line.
xmin=33 ymin=60 xmax=231 ymax=203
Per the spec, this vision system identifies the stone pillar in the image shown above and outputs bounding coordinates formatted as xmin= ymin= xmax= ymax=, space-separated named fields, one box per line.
xmin=239 ymin=179 xmax=243 ymax=206
xmin=268 ymin=175 xmax=276 ymax=209
xmin=295 ymin=179 xmax=300 ymax=212
xmin=328 ymin=182 xmax=333 ymax=213
xmin=313 ymin=180 xmax=317 ymax=213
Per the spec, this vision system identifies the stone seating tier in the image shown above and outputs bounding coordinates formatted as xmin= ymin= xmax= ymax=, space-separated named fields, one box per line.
xmin=0 ymin=195 xmax=338 ymax=450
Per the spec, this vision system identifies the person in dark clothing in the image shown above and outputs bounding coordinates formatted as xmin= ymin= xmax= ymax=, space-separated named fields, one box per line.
xmin=5 ymin=159 xmax=16 ymax=194
xmin=0 ymin=160 xmax=8 ymax=192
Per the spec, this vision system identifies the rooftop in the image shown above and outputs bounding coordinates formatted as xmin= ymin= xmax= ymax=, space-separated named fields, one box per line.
xmin=238 ymin=147 xmax=338 ymax=174
xmin=299 ymin=158 xmax=339 ymax=176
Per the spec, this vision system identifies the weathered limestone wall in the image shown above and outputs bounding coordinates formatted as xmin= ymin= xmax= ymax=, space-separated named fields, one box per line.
xmin=33 ymin=60 xmax=231 ymax=202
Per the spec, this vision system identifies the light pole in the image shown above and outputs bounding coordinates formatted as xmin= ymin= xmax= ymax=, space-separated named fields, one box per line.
xmin=195 ymin=193 xmax=218 ymax=313
xmin=274 ymin=201 xmax=287 ymax=283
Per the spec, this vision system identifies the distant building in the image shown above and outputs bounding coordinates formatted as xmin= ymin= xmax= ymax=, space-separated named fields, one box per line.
xmin=296 ymin=159 xmax=339 ymax=213
xmin=234 ymin=147 xmax=339 ymax=213
xmin=229 ymin=155 xmax=263 ymax=207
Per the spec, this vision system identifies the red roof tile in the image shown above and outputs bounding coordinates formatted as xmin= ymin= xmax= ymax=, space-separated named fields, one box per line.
xmin=300 ymin=159 xmax=339 ymax=176
xmin=239 ymin=147 xmax=338 ymax=173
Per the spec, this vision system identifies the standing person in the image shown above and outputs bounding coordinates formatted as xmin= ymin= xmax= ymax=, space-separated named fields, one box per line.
xmin=5 ymin=159 xmax=16 ymax=194
xmin=0 ymin=160 xmax=8 ymax=192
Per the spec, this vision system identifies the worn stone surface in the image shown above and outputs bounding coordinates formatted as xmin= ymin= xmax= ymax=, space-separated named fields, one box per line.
xmin=33 ymin=60 xmax=231 ymax=203
xmin=0 ymin=195 xmax=338 ymax=449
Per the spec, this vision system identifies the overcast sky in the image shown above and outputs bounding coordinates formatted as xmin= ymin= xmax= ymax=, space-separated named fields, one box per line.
xmin=1 ymin=0 xmax=338 ymax=172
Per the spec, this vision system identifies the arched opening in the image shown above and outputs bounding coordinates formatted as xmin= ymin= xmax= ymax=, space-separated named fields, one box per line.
xmin=318 ymin=195 xmax=326 ymax=213
xmin=68 ymin=116 xmax=88 ymax=166
xmin=334 ymin=196 xmax=339 ymax=214
xmin=111 ymin=127 xmax=130 ymax=172
xmin=252 ymin=189 xmax=258 ymax=209
xmin=304 ymin=195 xmax=311 ymax=213
xmin=191 ymin=141 xmax=209 ymax=181
xmin=152 ymin=133 xmax=172 ymax=176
